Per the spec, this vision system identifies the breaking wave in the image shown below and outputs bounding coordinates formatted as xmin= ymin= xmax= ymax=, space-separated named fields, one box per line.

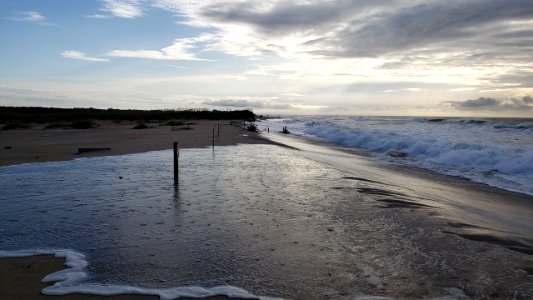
xmin=260 ymin=116 xmax=533 ymax=195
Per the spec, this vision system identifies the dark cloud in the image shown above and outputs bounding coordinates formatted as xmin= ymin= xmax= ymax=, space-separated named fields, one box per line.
xmin=203 ymin=99 xmax=292 ymax=109
xmin=200 ymin=0 xmax=533 ymax=69
xmin=493 ymin=71 xmax=533 ymax=88
xmin=453 ymin=97 xmax=499 ymax=108
xmin=317 ymin=0 xmax=533 ymax=58
xmin=447 ymin=96 xmax=533 ymax=111
xmin=201 ymin=0 xmax=391 ymax=35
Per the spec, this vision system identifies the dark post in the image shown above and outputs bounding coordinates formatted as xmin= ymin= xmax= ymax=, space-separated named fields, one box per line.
xmin=173 ymin=141 xmax=179 ymax=183
xmin=212 ymin=128 xmax=215 ymax=149
xmin=217 ymin=123 xmax=220 ymax=138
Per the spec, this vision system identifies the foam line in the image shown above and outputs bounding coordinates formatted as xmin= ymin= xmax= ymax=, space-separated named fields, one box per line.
xmin=0 ymin=249 xmax=281 ymax=300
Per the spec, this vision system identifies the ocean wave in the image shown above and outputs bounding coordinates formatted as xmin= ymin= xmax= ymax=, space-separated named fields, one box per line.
xmin=302 ymin=120 xmax=533 ymax=194
xmin=409 ymin=117 xmax=533 ymax=131
xmin=303 ymin=121 xmax=532 ymax=174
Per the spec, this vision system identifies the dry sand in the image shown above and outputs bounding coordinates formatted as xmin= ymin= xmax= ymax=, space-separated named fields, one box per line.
xmin=0 ymin=120 xmax=269 ymax=166
xmin=0 ymin=119 xmax=265 ymax=299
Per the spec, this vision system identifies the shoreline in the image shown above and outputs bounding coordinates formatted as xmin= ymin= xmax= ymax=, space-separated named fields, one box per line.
xmin=0 ymin=251 xmax=259 ymax=300
xmin=0 ymin=120 xmax=270 ymax=167
xmin=266 ymin=131 xmax=533 ymax=198
xmin=267 ymin=132 xmax=533 ymax=246
xmin=2 ymin=127 xmax=533 ymax=299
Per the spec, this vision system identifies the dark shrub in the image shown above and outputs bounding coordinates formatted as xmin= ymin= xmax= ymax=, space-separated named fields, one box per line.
xmin=1 ymin=123 xmax=30 ymax=130
xmin=71 ymin=120 xmax=96 ymax=129
xmin=246 ymin=123 xmax=258 ymax=132
xmin=133 ymin=123 xmax=149 ymax=129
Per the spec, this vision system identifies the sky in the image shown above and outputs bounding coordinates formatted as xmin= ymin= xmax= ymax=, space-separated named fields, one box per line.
xmin=1 ymin=0 xmax=532 ymax=117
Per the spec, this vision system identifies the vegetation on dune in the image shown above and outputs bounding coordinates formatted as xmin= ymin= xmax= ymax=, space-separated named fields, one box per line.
xmin=1 ymin=122 xmax=31 ymax=130
xmin=44 ymin=120 xmax=97 ymax=130
xmin=0 ymin=107 xmax=256 ymax=124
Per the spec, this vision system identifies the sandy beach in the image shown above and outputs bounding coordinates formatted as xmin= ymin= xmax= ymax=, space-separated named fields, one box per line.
xmin=0 ymin=255 xmax=242 ymax=300
xmin=0 ymin=120 xmax=268 ymax=166
xmin=0 ymin=119 xmax=265 ymax=300
xmin=1 ymin=123 xmax=532 ymax=299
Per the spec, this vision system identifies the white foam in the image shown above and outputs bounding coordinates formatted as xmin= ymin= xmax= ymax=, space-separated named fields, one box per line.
xmin=259 ymin=116 xmax=533 ymax=195
xmin=0 ymin=249 xmax=281 ymax=300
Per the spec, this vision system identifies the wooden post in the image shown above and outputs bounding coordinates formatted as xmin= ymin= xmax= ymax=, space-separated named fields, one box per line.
xmin=212 ymin=128 xmax=215 ymax=149
xmin=217 ymin=124 xmax=220 ymax=138
xmin=173 ymin=141 xmax=179 ymax=183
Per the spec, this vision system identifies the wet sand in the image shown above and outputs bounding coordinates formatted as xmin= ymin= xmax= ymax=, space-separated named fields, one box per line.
xmin=2 ymin=131 xmax=533 ymax=299
xmin=0 ymin=120 xmax=268 ymax=166
xmin=0 ymin=256 xmax=247 ymax=300
xmin=1 ymin=120 xmax=265 ymax=299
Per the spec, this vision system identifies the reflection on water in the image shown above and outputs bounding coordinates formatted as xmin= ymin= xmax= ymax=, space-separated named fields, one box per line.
xmin=1 ymin=145 xmax=532 ymax=298
xmin=0 ymin=145 xmax=346 ymax=297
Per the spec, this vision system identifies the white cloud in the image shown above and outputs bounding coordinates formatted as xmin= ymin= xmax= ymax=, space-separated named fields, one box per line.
xmin=106 ymin=34 xmax=214 ymax=60
xmin=61 ymin=51 xmax=109 ymax=62
xmin=86 ymin=14 xmax=112 ymax=19
xmin=10 ymin=11 xmax=46 ymax=22
xmin=101 ymin=0 xmax=143 ymax=18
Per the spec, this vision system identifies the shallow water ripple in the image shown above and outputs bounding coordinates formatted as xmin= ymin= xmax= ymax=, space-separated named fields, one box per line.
xmin=1 ymin=145 xmax=532 ymax=299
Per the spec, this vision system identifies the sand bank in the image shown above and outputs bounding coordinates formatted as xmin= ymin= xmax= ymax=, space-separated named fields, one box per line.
xmin=0 ymin=120 xmax=267 ymax=166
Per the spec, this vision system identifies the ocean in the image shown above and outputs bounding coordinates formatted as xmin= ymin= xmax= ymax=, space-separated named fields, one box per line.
xmin=259 ymin=116 xmax=533 ymax=196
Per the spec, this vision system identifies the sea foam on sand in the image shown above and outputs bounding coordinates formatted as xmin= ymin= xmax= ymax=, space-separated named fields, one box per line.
xmin=1 ymin=249 xmax=470 ymax=300
xmin=0 ymin=249 xmax=279 ymax=300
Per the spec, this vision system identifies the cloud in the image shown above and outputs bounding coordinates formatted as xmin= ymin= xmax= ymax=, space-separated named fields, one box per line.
xmin=106 ymin=34 xmax=214 ymax=60
xmin=153 ymin=1 xmax=533 ymax=67
xmin=100 ymin=0 xmax=143 ymax=18
xmin=202 ymin=98 xmax=329 ymax=111
xmin=199 ymin=0 xmax=385 ymax=35
xmin=492 ymin=71 xmax=533 ymax=88
xmin=85 ymin=14 xmax=112 ymax=19
xmin=10 ymin=11 xmax=46 ymax=22
xmin=61 ymin=51 xmax=109 ymax=62
xmin=203 ymin=99 xmax=292 ymax=110
xmin=315 ymin=0 xmax=533 ymax=58
xmin=446 ymin=96 xmax=533 ymax=111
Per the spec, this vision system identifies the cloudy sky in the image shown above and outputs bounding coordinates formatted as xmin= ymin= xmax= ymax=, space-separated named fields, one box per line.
xmin=1 ymin=0 xmax=532 ymax=116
